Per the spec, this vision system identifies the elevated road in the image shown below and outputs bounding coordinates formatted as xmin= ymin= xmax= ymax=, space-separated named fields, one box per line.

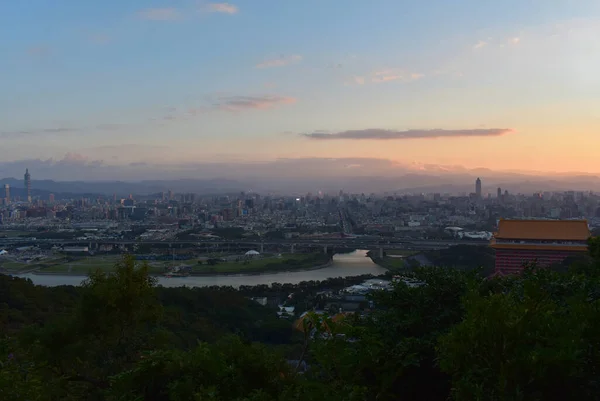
xmin=0 ymin=236 xmax=488 ymax=250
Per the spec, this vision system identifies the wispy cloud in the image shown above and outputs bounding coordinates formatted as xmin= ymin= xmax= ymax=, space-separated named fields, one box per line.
xmin=256 ymin=55 xmax=302 ymax=69
xmin=371 ymin=69 xmax=424 ymax=84
xmin=473 ymin=40 xmax=488 ymax=49
xmin=0 ymin=124 xmax=123 ymax=139
xmin=349 ymin=76 xmax=365 ymax=85
xmin=0 ymin=127 xmax=76 ymax=138
xmin=26 ymin=46 xmax=51 ymax=57
xmin=302 ymin=128 xmax=515 ymax=140
xmin=345 ymin=69 xmax=423 ymax=86
xmin=206 ymin=3 xmax=239 ymax=14
xmin=137 ymin=8 xmax=181 ymax=21
xmin=213 ymin=95 xmax=296 ymax=111
xmin=89 ymin=34 xmax=110 ymax=44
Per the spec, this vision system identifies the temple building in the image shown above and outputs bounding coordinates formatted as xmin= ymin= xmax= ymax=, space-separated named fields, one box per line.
xmin=491 ymin=219 xmax=591 ymax=275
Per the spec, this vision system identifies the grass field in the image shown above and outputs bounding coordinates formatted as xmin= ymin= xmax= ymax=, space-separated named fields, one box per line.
xmin=1 ymin=253 xmax=326 ymax=275
xmin=367 ymin=249 xmax=409 ymax=272
xmin=39 ymin=256 xmax=170 ymax=274
xmin=379 ymin=257 xmax=405 ymax=270
xmin=1 ymin=255 xmax=167 ymax=274
xmin=192 ymin=253 xmax=320 ymax=274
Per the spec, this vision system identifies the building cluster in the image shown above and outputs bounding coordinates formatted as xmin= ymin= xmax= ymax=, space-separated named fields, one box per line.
xmin=2 ymin=174 xmax=600 ymax=249
xmin=2 ymin=169 xmax=31 ymax=206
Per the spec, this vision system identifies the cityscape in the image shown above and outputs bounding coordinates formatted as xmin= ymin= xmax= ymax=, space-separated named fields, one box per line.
xmin=1 ymin=168 xmax=600 ymax=277
xmin=3 ymin=0 xmax=600 ymax=399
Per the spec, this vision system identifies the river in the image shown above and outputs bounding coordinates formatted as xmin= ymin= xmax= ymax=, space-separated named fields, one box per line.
xmin=13 ymin=250 xmax=388 ymax=288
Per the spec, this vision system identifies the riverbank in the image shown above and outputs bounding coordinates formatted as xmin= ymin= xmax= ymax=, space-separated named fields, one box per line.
xmin=4 ymin=253 xmax=333 ymax=277
xmin=6 ymin=250 xmax=388 ymax=288
xmin=184 ymin=259 xmax=333 ymax=277
xmin=27 ymin=259 xmax=335 ymax=277
xmin=366 ymin=249 xmax=420 ymax=272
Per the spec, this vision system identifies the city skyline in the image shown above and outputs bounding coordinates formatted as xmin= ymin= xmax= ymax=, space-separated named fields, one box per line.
xmin=2 ymin=1 xmax=600 ymax=177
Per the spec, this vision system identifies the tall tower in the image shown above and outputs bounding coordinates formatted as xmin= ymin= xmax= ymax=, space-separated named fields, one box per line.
xmin=24 ymin=168 xmax=31 ymax=202
xmin=3 ymin=184 xmax=10 ymax=204
xmin=475 ymin=177 xmax=482 ymax=199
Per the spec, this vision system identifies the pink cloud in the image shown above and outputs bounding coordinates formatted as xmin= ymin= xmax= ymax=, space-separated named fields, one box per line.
xmin=214 ymin=95 xmax=296 ymax=111
xmin=473 ymin=40 xmax=487 ymax=49
xmin=303 ymin=128 xmax=515 ymax=140
xmin=206 ymin=3 xmax=239 ymax=14
xmin=371 ymin=69 xmax=424 ymax=83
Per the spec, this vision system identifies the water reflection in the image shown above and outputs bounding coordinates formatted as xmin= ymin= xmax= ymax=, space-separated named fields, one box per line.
xmin=15 ymin=250 xmax=387 ymax=288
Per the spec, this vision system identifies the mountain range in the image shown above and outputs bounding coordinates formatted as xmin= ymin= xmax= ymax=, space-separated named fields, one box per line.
xmin=2 ymin=174 xmax=600 ymax=198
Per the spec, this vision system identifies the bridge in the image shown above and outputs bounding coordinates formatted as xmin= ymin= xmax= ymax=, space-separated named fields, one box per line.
xmin=0 ymin=237 xmax=488 ymax=257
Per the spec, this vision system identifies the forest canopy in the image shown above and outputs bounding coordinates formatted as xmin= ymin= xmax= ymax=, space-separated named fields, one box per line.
xmin=3 ymin=239 xmax=600 ymax=401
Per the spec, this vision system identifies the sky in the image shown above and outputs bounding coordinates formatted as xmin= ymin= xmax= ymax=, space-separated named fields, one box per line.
xmin=1 ymin=0 xmax=600 ymax=180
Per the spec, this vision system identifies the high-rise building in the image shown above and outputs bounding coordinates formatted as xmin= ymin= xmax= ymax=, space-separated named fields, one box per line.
xmin=475 ymin=178 xmax=482 ymax=199
xmin=49 ymin=193 xmax=55 ymax=203
xmin=3 ymin=184 xmax=10 ymax=204
xmin=24 ymin=168 xmax=31 ymax=202
xmin=497 ymin=187 xmax=502 ymax=198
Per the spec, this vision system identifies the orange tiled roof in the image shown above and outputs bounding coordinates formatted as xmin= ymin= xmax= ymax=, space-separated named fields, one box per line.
xmin=494 ymin=219 xmax=590 ymax=241
xmin=490 ymin=241 xmax=588 ymax=252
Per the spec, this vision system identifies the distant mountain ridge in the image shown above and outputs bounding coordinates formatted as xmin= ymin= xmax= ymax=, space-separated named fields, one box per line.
xmin=2 ymin=174 xmax=600 ymax=198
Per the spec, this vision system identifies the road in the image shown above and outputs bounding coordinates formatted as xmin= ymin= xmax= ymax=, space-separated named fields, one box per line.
xmin=0 ymin=236 xmax=488 ymax=250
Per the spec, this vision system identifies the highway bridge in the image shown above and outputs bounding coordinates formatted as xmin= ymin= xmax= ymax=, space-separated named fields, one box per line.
xmin=0 ymin=237 xmax=489 ymax=255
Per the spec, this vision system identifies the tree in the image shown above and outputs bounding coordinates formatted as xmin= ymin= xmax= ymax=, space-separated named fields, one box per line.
xmin=108 ymin=336 xmax=292 ymax=401
xmin=438 ymin=267 xmax=600 ymax=401
xmin=21 ymin=255 xmax=165 ymax=399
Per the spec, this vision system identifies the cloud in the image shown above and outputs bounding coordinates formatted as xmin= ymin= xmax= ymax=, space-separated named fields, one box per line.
xmin=206 ymin=3 xmax=239 ymax=14
xmin=0 ymin=124 xmax=125 ymax=139
xmin=256 ymin=55 xmax=302 ymax=69
xmin=473 ymin=40 xmax=488 ymax=49
xmin=302 ymin=128 xmax=515 ymax=140
xmin=137 ymin=8 xmax=180 ymax=21
xmin=352 ymin=76 xmax=365 ymax=85
xmin=371 ymin=69 xmax=424 ymax=83
xmin=95 ymin=123 xmax=123 ymax=131
xmin=213 ymin=95 xmax=296 ymax=111
xmin=89 ymin=34 xmax=110 ymax=44
xmin=509 ymin=37 xmax=520 ymax=44
xmin=27 ymin=46 xmax=50 ymax=57
xmin=0 ymin=127 xmax=77 ymax=138
xmin=61 ymin=152 xmax=91 ymax=164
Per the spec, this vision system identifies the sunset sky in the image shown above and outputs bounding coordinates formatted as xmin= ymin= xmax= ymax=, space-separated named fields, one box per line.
xmin=1 ymin=0 xmax=600 ymax=178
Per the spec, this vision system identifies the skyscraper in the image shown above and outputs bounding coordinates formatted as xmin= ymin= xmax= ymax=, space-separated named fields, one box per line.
xmin=4 ymin=184 xmax=10 ymax=204
xmin=475 ymin=178 xmax=482 ymax=199
xmin=497 ymin=187 xmax=502 ymax=198
xmin=24 ymin=168 xmax=31 ymax=202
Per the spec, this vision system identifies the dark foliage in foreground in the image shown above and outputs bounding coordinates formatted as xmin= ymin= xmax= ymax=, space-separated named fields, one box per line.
xmin=3 ymin=240 xmax=600 ymax=400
